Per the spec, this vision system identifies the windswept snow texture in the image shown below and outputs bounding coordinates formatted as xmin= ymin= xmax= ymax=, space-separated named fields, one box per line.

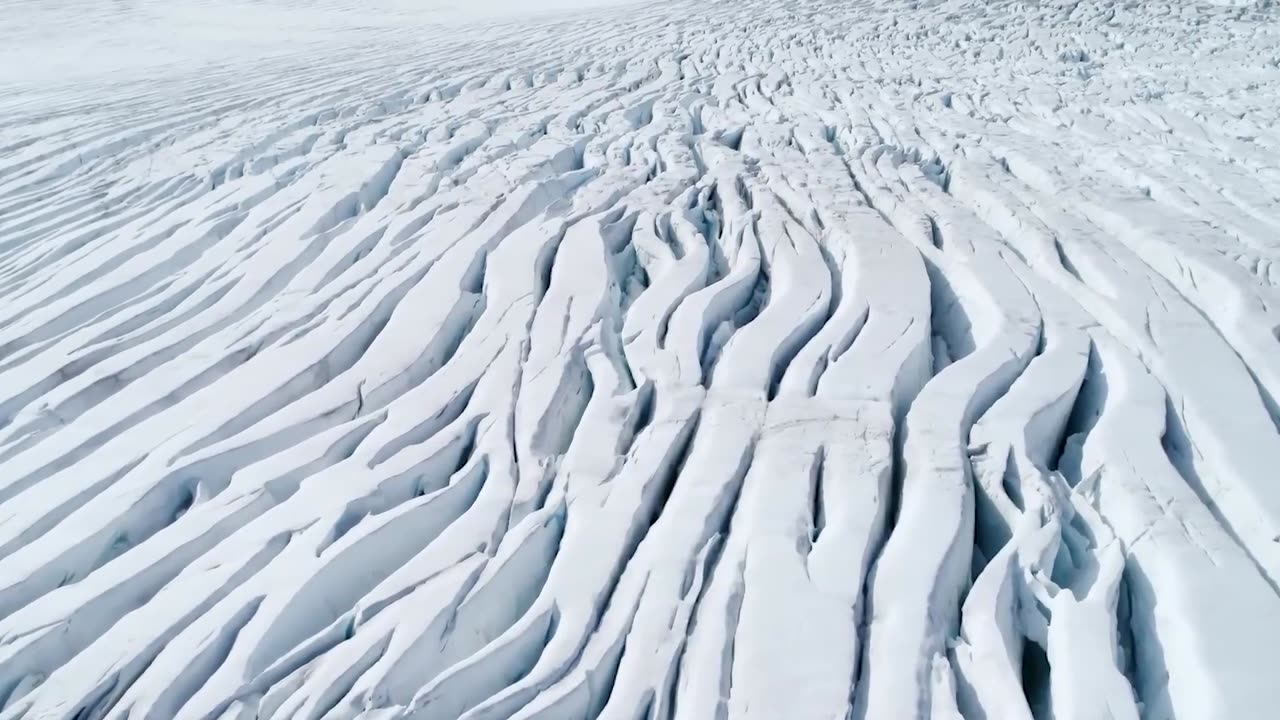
xmin=3 ymin=0 xmax=1280 ymax=718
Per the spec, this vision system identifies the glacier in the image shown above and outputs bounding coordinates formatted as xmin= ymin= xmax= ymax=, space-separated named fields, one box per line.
xmin=1 ymin=0 xmax=1279 ymax=718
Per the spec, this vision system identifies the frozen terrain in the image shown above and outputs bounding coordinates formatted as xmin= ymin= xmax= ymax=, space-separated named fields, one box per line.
xmin=2 ymin=0 xmax=1280 ymax=717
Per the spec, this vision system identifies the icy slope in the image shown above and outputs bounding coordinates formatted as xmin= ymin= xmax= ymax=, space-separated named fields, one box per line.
xmin=2 ymin=0 xmax=1280 ymax=718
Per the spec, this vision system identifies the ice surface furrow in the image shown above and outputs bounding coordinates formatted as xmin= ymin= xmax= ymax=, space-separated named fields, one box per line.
xmin=2 ymin=0 xmax=1280 ymax=718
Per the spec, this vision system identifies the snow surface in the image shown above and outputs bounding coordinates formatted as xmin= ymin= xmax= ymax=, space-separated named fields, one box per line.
xmin=2 ymin=0 xmax=1280 ymax=718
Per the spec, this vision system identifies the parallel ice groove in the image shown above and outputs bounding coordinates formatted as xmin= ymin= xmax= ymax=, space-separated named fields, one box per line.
xmin=2 ymin=0 xmax=1279 ymax=718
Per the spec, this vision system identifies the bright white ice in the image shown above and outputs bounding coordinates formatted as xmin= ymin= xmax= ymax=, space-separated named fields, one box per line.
xmin=2 ymin=0 xmax=1280 ymax=718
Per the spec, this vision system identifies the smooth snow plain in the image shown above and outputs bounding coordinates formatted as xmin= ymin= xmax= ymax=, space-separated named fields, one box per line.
xmin=2 ymin=0 xmax=1280 ymax=718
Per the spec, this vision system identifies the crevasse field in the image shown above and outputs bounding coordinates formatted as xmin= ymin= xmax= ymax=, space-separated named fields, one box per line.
xmin=1 ymin=0 xmax=1279 ymax=718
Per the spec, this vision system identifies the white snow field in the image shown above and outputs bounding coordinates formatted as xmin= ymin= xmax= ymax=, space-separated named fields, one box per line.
xmin=2 ymin=0 xmax=1280 ymax=717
